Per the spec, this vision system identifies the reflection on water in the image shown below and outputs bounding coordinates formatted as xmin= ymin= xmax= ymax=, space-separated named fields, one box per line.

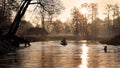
xmin=78 ymin=43 xmax=88 ymax=68
xmin=0 ymin=41 xmax=120 ymax=68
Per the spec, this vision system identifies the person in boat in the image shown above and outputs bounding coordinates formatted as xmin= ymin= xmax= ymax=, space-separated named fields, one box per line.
xmin=61 ymin=38 xmax=67 ymax=46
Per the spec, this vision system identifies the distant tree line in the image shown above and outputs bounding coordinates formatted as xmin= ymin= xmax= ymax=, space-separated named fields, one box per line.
xmin=42 ymin=3 xmax=120 ymax=40
xmin=0 ymin=0 xmax=120 ymax=41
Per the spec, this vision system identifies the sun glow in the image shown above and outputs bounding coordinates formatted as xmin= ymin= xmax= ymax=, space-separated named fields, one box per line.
xmin=81 ymin=8 xmax=88 ymax=15
xmin=25 ymin=0 xmax=120 ymax=24
xmin=59 ymin=0 xmax=120 ymax=22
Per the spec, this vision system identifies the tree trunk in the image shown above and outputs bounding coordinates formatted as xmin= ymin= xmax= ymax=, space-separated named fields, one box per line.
xmin=7 ymin=0 xmax=31 ymax=38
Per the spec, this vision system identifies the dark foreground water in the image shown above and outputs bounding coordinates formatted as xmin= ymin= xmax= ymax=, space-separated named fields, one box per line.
xmin=0 ymin=41 xmax=120 ymax=68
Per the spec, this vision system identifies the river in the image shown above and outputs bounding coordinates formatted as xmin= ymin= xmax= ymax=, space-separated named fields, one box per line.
xmin=0 ymin=40 xmax=120 ymax=68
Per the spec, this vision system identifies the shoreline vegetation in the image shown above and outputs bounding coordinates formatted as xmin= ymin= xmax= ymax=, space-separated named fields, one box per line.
xmin=100 ymin=34 xmax=120 ymax=45
xmin=24 ymin=34 xmax=120 ymax=45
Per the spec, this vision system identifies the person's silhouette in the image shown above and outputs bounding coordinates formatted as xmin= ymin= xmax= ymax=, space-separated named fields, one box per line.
xmin=104 ymin=46 xmax=107 ymax=53
xmin=61 ymin=38 xmax=67 ymax=46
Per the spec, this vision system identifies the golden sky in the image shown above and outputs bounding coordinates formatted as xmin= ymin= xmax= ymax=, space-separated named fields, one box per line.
xmin=25 ymin=0 xmax=120 ymax=26
xmin=58 ymin=0 xmax=120 ymax=22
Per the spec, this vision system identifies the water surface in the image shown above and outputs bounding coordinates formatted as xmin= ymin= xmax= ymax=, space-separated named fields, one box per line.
xmin=0 ymin=41 xmax=120 ymax=68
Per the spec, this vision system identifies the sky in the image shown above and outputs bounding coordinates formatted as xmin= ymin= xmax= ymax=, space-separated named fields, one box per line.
xmin=57 ymin=0 xmax=120 ymax=22
xmin=24 ymin=0 xmax=120 ymax=26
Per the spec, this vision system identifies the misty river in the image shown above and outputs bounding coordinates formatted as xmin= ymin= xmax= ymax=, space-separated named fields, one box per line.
xmin=0 ymin=40 xmax=120 ymax=68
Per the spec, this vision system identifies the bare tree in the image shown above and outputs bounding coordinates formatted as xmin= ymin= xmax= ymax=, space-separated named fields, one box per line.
xmin=112 ymin=4 xmax=120 ymax=28
xmin=71 ymin=7 xmax=87 ymax=39
xmin=36 ymin=0 xmax=64 ymax=29
xmin=89 ymin=3 xmax=98 ymax=39
xmin=106 ymin=4 xmax=113 ymax=38
xmin=7 ymin=0 xmax=64 ymax=38
xmin=106 ymin=4 xmax=113 ymax=24
xmin=89 ymin=3 xmax=98 ymax=23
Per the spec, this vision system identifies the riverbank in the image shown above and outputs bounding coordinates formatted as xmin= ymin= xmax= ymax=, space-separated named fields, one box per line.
xmin=99 ymin=34 xmax=120 ymax=45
